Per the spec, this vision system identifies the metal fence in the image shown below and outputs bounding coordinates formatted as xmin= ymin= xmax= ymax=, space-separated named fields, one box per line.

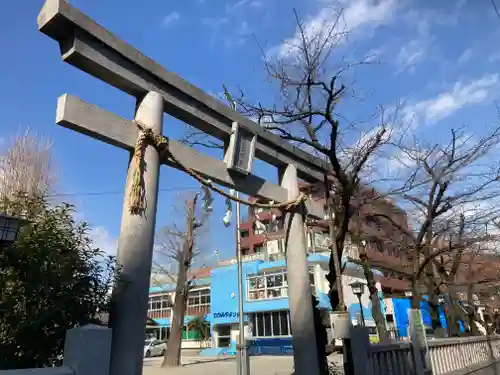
xmin=370 ymin=341 xmax=416 ymax=375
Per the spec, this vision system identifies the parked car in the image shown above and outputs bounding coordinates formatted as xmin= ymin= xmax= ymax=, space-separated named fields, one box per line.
xmin=144 ymin=339 xmax=167 ymax=357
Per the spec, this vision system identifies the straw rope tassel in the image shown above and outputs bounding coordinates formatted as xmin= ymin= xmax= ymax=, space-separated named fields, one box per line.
xmin=128 ymin=120 xmax=306 ymax=214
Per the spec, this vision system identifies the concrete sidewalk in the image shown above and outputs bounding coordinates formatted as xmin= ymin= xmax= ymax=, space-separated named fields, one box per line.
xmin=143 ymin=354 xmax=344 ymax=375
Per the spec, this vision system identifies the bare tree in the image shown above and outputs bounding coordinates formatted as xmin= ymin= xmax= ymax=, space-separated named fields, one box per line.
xmin=437 ymin=216 xmax=500 ymax=336
xmin=0 ymin=129 xmax=57 ymax=210
xmin=372 ymin=127 xmax=500 ymax=330
xmin=223 ymin=8 xmax=405 ymax=316
xmin=156 ymin=192 xmax=210 ymax=367
xmin=346 ymin=189 xmax=412 ymax=342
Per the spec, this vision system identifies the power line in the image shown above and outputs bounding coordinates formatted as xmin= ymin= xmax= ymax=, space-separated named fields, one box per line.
xmin=48 ymin=186 xmax=199 ymax=198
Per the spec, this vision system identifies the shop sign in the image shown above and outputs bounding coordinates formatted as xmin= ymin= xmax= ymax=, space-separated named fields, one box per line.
xmin=213 ymin=312 xmax=239 ymax=318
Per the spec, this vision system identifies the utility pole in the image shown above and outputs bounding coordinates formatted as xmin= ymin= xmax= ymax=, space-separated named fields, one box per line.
xmin=162 ymin=195 xmax=198 ymax=367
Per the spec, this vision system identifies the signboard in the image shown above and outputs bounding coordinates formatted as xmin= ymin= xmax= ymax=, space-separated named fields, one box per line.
xmin=213 ymin=312 xmax=239 ymax=318
xmin=225 ymin=122 xmax=256 ymax=175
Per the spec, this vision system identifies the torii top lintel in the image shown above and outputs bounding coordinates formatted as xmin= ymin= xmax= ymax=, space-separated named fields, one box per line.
xmin=37 ymin=0 xmax=332 ymax=184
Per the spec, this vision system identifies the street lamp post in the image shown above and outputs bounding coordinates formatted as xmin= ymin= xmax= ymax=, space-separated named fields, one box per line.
xmin=350 ymin=281 xmax=366 ymax=327
xmin=234 ymin=192 xmax=249 ymax=375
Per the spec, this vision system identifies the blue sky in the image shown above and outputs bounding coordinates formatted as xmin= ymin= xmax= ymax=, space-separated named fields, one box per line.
xmin=1 ymin=0 xmax=500 ymax=264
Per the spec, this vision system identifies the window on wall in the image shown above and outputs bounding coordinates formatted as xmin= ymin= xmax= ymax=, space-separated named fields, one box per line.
xmin=217 ymin=325 xmax=231 ymax=347
xmin=254 ymin=244 xmax=265 ymax=254
xmin=249 ymin=311 xmax=291 ymax=337
xmin=241 ymin=230 xmax=249 ymax=238
xmin=187 ymin=288 xmax=211 ymax=307
xmin=186 ymin=288 xmax=210 ymax=315
xmin=247 ymin=268 xmax=315 ymax=301
xmin=148 ymin=294 xmax=173 ymax=312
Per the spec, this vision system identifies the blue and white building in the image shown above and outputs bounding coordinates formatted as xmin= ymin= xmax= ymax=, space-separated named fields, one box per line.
xmin=146 ymin=251 xmax=389 ymax=353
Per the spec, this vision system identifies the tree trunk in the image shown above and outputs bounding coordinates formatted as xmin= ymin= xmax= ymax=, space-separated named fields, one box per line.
xmin=359 ymin=254 xmax=389 ymax=343
xmin=324 ymin=178 xmax=346 ymax=312
xmin=162 ymin=258 xmax=188 ymax=367
xmin=411 ymin=277 xmax=420 ymax=309
xmin=444 ymin=293 xmax=459 ymax=337
xmin=161 ymin=198 xmax=196 ymax=367
xmin=466 ymin=286 xmax=480 ymax=336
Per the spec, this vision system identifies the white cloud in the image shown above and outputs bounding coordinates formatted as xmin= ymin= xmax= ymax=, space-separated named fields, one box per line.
xmin=385 ymin=147 xmax=424 ymax=174
xmin=226 ymin=0 xmax=261 ymax=12
xmin=457 ymin=48 xmax=473 ymax=65
xmin=238 ymin=21 xmax=251 ymax=36
xmin=402 ymin=74 xmax=500 ymax=127
xmin=396 ymin=39 xmax=427 ymax=74
xmin=89 ymin=226 xmax=118 ymax=256
xmin=274 ymin=0 xmax=398 ymax=59
xmin=162 ymin=11 xmax=180 ymax=27
xmin=201 ymin=17 xmax=230 ymax=46
xmin=394 ymin=7 xmax=462 ymax=75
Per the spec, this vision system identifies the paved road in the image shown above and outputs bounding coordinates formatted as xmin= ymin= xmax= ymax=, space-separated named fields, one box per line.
xmin=143 ymin=354 xmax=344 ymax=375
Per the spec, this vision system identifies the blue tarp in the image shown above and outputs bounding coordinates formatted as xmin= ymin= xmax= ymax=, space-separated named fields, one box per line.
xmin=392 ymin=298 xmax=448 ymax=337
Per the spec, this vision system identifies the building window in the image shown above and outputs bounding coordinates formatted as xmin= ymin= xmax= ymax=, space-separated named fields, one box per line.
xmin=247 ymin=268 xmax=315 ymax=301
xmin=249 ymin=311 xmax=291 ymax=337
xmin=241 ymin=230 xmax=249 ymax=238
xmin=217 ymin=325 xmax=231 ymax=347
xmin=148 ymin=294 xmax=173 ymax=312
xmin=187 ymin=288 xmax=211 ymax=315
xmin=277 ymin=238 xmax=285 ymax=252
xmin=187 ymin=288 xmax=211 ymax=307
xmin=254 ymin=244 xmax=265 ymax=254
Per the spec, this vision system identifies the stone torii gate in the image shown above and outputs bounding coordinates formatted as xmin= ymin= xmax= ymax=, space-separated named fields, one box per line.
xmin=37 ymin=1 xmax=334 ymax=375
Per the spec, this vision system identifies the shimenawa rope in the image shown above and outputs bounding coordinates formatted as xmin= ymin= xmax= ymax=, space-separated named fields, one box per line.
xmin=129 ymin=120 xmax=306 ymax=214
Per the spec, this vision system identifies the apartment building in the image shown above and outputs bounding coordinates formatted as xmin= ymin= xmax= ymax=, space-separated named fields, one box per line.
xmin=239 ymin=181 xmax=412 ymax=295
